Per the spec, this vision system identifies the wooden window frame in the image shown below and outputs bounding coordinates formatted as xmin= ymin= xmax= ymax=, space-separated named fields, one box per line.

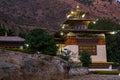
xmin=79 ymin=45 xmax=97 ymax=55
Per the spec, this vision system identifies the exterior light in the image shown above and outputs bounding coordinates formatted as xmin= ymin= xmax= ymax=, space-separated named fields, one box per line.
xmin=93 ymin=21 xmax=96 ymax=24
xmin=119 ymin=73 xmax=120 ymax=76
xmin=62 ymin=24 xmax=65 ymax=29
xmin=67 ymin=32 xmax=75 ymax=37
xmin=71 ymin=11 xmax=74 ymax=14
xmin=62 ymin=26 xmax=65 ymax=29
xmin=76 ymin=5 xmax=80 ymax=9
xmin=60 ymin=32 xmax=64 ymax=35
xmin=67 ymin=14 xmax=72 ymax=19
xmin=67 ymin=15 xmax=71 ymax=18
xmin=109 ymin=31 xmax=117 ymax=35
xmin=25 ymin=44 xmax=29 ymax=48
xmin=82 ymin=14 xmax=85 ymax=18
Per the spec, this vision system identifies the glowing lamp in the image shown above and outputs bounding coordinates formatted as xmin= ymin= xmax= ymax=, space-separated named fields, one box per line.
xmin=93 ymin=21 xmax=96 ymax=24
xmin=110 ymin=31 xmax=117 ymax=35
xmin=82 ymin=14 xmax=85 ymax=18
xmin=60 ymin=32 xmax=64 ymax=35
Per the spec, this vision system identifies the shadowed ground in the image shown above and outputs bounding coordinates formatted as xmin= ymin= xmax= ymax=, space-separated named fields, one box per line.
xmin=67 ymin=74 xmax=120 ymax=80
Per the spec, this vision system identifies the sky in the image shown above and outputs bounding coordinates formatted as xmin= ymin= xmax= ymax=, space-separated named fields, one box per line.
xmin=116 ymin=0 xmax=120 ymax=2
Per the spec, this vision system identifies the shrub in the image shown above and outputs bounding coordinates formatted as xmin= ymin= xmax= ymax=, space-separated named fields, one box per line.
xmin=25 ymin=29 xmax=57 ymax=56
xmin=80 ymin=51 xmax=92 ymax=67
xmin=5 ymin=48 xmax=33 ymax=54
xmin=75 ymin=0 xmax=95 ymax=5
xmin=60 ymin=55 xmax=69 ymax=61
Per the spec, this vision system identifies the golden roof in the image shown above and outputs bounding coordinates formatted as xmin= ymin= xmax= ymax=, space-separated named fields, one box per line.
xmin=64 ymin=5 xmax=95 ymax=25
xmin=67 ymin=5 xmax=87 ymax=19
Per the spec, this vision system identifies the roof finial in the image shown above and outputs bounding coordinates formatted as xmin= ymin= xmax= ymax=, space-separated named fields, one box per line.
xmin=76 ymin=4 xmax=80 ymax=11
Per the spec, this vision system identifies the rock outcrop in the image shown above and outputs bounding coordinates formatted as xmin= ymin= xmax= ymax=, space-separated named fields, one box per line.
xmin=0 ymin=49 xmax=69 ymax=80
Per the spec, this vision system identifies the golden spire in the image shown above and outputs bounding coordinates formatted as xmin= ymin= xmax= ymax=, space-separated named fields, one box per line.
xmin=67 ymin=5 xmax=86 ymax=19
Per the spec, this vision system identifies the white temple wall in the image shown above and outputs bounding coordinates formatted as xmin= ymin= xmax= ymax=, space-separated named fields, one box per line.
xmin=91 ymin=45 xmax=107 ymax=62
xmin=64 ymin=45 xmax=79 ymax=54
xmin=63 ymin=45 xmax=79 ymax=62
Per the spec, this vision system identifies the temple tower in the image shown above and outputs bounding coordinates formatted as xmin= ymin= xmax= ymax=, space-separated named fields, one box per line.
xmin=56 ymin=5 xmax=107 ymax=63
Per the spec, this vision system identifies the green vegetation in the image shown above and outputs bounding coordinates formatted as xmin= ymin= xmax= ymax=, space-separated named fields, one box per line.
xmin=0 ymin=26 xmax=15 ymax=36
xmin=5 ymin=48 xmax=33 ymax=54
xmin=75 ymin=0 xmax=95 ymax=5
xmin=109 ymin=0 xmax=113 ymax=4
xmin=80 ymin=51 xmax=92 ymax=67
xmin=106 ymin=32 xmax=120 ymax=63
xmin=88 ymin=19 xmax=120 ymax=64
xmin=60 ymin=54 xmax=69 ymax=61
xmin=88 ymin=19 xmax=119 ymax=30
xmin=19 ymin=32 xmax=26 ymax=38
xmin=25 ymin=29 xmax=57 ymax=56
xmin=59 ymin=50 xmax=71 ymax=61
xmin=90 ymin=71 xmax=120 ymax=75
xmin=76 ymin=0 xmax=113 ymax=5
xmin=0 ymin=28 xmax=5 ymax=35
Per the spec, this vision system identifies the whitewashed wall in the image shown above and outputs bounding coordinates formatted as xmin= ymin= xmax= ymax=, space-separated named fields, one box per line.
xmin=91 ymin=45 xmax=107 ymax=62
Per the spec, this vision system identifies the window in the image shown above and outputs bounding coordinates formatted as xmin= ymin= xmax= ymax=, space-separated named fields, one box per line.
xmin=74 ymin=25 xmax=87 ymax=30
xmin=79 ymin=45 xmax=96 ymax=55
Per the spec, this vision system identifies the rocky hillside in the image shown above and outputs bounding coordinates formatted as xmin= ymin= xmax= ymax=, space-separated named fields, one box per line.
xmin=0 ymin=49 xmax=69 ymax=80
xmin=0 ymin=0 xmax=120 ymax=34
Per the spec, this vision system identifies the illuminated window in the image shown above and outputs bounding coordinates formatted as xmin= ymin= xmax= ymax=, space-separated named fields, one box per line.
xmin=56 ymin=44 xmax=65 ymax=55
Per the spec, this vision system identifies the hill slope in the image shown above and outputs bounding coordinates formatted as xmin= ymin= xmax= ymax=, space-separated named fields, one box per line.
xmin=0 ymin=0 xmax=120 ymax=34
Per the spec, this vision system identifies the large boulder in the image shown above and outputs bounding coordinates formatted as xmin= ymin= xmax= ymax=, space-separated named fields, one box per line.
xmin=0 ymin=49 xmax=69 ymax=80
xmin=68 ymin=63 xmax=89 ymax=76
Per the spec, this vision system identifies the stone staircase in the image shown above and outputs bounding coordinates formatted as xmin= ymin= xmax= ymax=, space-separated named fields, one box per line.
xmin=88 ymin=62 xmax=118 ymax=71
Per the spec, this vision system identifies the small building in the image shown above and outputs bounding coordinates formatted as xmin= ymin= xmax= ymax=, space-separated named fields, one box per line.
xmin=55 ymin=5 xmax=110 ymax=63
xmin=0 ymin=36 xmax=25 ymax=49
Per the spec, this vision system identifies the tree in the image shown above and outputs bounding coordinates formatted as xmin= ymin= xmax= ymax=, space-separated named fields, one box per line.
xmin=80 ymin=51 xmax=91 ymax=67
xmin=106 ymin=32 xmax=120 ymax=62
xmin=88 ymin=19 xmax=119 ymax=30
xmin=19 ymin=32 xmax=26 ymax=38
xmin=0 ymin=28 xmax=5 ymax=36
xmin=25 ymin=29 xmax=57 ymax=56
xmin=0 ymin=26 xmax=15 ymax=36
xmin=7 ymin=29 xmax=15 ymax=36
xmin=75 ymin=0 xmax=95 ymax=5
xmin=109 ymin=0 xmax=113 ymax=4
xmin=88 ymin=19 xmax=120 ymax=63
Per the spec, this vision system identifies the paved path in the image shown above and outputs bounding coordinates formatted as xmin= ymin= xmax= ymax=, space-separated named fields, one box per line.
xmin=68 ymin=74 xmax=120 ymax=80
